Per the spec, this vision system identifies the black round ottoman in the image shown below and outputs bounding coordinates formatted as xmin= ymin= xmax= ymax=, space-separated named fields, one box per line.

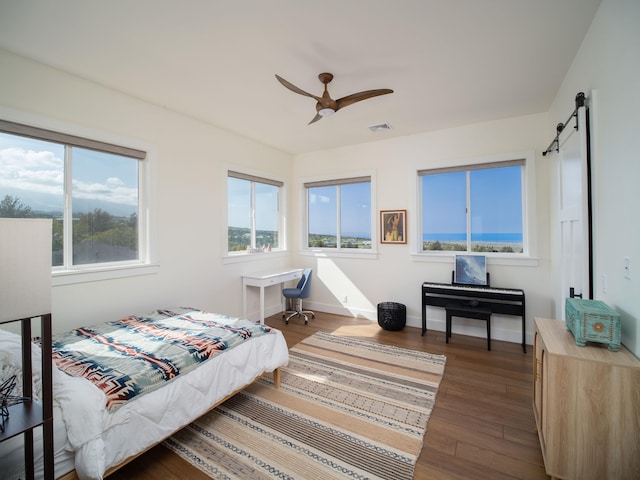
xmin=377 ymin=302 xmax=406 ymax=331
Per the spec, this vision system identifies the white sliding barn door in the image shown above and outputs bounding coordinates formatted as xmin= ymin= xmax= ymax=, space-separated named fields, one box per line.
xmin=556 ymin=98 xmax=592 ymax=320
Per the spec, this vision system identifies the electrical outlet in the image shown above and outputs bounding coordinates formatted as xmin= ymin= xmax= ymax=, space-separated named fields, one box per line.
xmin=602 ymin=274 xmax=608 ymax=293
xmin=342 ymin=296 xmax=348 ymax=304
xmin=624 ymin=257 xmax=631 ymax=280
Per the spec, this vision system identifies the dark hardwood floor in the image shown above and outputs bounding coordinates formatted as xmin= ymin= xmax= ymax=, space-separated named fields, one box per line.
xmin=108 ymin=311 xmax=549 ymax=480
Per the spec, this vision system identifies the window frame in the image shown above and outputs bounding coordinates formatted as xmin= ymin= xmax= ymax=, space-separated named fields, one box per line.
xmin=0 ymin=111 xmax=157 ymax=285
xmin=412 ymin=151 xmax=537 ymax=265
xmin=301 ymin=172 xmax=377 ymax=259
xmin=224 ymin=168 xmax=286 ymax=261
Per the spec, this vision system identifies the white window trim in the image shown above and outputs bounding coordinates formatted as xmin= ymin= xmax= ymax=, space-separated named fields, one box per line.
xmin=299 ymin=170 xmax=378 ymax=259
xmin=410 ymin=150 xmax=538 ymax=266
xmin=222 ymin=164 xmax=287 ymax=264
xmin=0 ymin=106 xmax=159 ymax=285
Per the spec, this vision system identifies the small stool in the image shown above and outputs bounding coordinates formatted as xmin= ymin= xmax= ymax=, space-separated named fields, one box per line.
xmin=445 ymin=304 xmax=492 ymax=351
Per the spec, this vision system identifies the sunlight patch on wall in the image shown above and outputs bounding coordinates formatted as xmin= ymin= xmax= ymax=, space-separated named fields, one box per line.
xmin=316 ymin=256 xmax=376 ymax=316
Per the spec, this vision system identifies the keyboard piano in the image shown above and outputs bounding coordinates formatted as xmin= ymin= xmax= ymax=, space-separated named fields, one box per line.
xmin=422 ymin=282 xmax=526 ymax=352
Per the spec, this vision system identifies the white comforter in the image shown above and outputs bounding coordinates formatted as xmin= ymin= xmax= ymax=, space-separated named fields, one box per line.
xmin=0 ymin=317 xmax=289 ymax=480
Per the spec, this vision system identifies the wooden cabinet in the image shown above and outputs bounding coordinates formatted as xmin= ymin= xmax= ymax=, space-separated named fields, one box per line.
xmin=533 ymin=317 xmax=640 ymax=480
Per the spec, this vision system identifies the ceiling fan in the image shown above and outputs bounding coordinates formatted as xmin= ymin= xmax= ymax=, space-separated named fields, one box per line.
xmin=275 ymin=72 xmax=393 ymax=125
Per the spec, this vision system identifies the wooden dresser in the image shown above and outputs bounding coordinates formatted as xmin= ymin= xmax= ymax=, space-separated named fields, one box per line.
xmin=533 ymin=317 xmax=640 ymax=480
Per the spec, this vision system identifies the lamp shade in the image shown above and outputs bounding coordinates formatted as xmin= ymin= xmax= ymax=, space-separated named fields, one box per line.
xmin=0 ymin=218 xmax=52 ymax=322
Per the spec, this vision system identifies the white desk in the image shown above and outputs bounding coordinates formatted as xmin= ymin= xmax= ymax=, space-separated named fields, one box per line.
xmin=242 ymin=268 xmax=303 ymax=324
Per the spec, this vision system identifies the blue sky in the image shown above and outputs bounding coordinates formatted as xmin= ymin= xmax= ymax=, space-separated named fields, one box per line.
xmin=308 ymin=183 xmax=371 ymax=237
xmin=227 ymin=177 xmax=251 ymax=228
xmin=231 ymin=168 xmax=522 ymax=238
xmin=3 ymin=131 xmax=521 ymax=236
xmin=228 ymin=180 xmax=372 ymax=237
xmin=422 ymin=166 xmax=522 ymax=235
xmin=469 ymin=166 xmax=522 ymax=234
xmin=227 ymin=178 xmax=280 ymax=231
xmin=0 ymin=133 xmax=138 ymax=216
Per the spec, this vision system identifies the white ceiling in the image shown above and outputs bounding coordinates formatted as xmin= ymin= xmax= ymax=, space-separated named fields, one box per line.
xmin=0 ymin=0 xmax=601 ymax=155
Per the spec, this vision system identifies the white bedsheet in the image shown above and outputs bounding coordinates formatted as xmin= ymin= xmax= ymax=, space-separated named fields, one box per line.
xmin=1 ymin=320 xmax=289 ymax=480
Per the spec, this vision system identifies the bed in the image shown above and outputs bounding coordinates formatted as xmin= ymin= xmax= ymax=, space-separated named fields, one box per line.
xmin=0 ymin=307 xmax=289 ymax=480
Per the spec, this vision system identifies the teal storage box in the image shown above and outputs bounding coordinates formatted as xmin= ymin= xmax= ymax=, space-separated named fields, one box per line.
xmin=565 ymin=298 xmax=621 ymax=351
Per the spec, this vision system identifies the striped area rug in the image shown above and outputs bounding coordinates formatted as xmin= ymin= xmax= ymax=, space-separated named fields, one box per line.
xmin=163 ymin=332 xmax=446 ymax=479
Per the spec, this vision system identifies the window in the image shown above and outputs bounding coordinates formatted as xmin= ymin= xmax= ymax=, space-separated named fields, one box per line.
xmin=419 ymin=160 xmax=524 ymax=254
xmin=227 ymin=171 xmax=282 ymax=253
xmin=0 ymin=119 xmax=146 ymax=270
xmin=305 ymin=176 xmax=372 ymax=250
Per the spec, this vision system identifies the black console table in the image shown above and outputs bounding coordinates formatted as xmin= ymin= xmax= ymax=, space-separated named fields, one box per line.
xmin=0 ymin=314 xmax=54 ymax=479
xmin=422 ymin=281 xmax=526 ymax=353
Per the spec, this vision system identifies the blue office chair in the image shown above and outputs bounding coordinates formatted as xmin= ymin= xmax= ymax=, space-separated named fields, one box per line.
xmin=282 ymin=268 xmax=315 ymax=324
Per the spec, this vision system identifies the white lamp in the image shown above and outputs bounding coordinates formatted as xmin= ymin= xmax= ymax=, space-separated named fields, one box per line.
xmin=0 ymin=218 xmax=52 ymax=322
xmin=0 ymin=218 xmax=54 ymax=478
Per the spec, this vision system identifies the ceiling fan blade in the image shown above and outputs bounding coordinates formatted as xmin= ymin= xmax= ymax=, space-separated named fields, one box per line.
xmin=308 ymin=113 xmax=322 ymax=125
xmin=275 ymin=74 xmax=321 ymax=101
xmin=278 ymin=72 xmax=392 ymax=124
xmin=336 ymin=89 xmax=393 ymax=111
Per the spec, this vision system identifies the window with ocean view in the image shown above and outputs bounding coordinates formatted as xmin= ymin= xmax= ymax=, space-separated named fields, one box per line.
xmin=420 ymin=161 xmax=524 ymax=254
xmin=305 ymin=176 xmax=372 ymax=251
xmin=227 ymin=171 xmax=282 ymax=254
xmin=0 ymin=120 xmax=146 ymax=271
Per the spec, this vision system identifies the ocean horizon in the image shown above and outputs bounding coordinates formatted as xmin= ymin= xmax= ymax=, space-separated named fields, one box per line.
xmin=323 ymin=232 xmax=522 ymax=244
xmin=423 ymin=232 xmax=522 ymax=243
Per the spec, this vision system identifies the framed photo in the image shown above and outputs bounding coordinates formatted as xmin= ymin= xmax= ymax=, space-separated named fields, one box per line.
xmin=454 ymin=255 xmax=488 ymax=286
xmin=380 ymin=210 xmax=407 ymax=244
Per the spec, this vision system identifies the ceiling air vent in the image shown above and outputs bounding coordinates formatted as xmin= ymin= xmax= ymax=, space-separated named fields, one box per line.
xmin=368 ymin=122 xmax=392 ymax=133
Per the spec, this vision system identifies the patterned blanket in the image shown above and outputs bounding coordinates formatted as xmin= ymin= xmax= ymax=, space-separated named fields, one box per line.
xmin=52 ymin=308 xmax=273 ymax=411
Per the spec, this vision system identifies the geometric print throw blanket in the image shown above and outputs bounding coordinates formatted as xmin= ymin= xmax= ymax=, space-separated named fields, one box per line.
xmin=52 ymin=307 xmax=273 ymax=412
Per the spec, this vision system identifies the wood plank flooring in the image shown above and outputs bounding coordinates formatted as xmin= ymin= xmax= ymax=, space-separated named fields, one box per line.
xmin=108 ymin=311 xmax=549 ymax=480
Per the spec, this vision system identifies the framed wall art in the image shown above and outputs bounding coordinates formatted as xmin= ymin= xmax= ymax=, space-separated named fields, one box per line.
xmin=380 ymin=210 xmax=407 ymax=244
xmin=454 ymin=254 xmax=488 ymax=286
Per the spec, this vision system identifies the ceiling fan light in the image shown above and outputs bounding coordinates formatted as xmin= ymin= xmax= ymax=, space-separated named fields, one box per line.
xmin=318 ymin=107 xmax=335 ymax=116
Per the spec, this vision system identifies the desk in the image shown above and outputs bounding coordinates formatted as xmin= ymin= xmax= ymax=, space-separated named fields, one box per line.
xmin=242 ymin=268 xmax=303 ymax=324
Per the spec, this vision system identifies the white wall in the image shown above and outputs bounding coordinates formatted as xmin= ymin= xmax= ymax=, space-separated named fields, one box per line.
xmin=6 ymin=0 xmax=634 ymax=352
xmin=0 ymin=49 xmax=294 ymax=333
xmin=548 ymin=0 xmax=640 ymax=357
xmin=0 ymin=47 xmax=556 ymax=345
xmin=292 ymin=113 xmax=553 ymax=345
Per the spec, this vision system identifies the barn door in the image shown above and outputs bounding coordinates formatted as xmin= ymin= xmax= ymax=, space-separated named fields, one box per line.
xmin=556 ymin=93 xmax=592 ymax=320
